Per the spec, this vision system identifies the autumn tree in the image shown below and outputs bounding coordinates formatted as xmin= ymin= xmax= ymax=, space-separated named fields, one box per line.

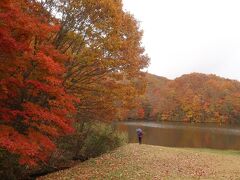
xmin=0 ymin=0 xmax=77 ymax=167
xmin=0 ymin=0 xmax=149 ymax=178
xmin=40 ymin=0 xmax=149 ymax=123
xmin=35 ymin=0 xmax=149 ymax=160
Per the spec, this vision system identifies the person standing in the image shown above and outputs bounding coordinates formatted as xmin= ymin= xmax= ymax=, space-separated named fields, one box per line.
xmin=136 ymin=128 xmax=143 ymax=144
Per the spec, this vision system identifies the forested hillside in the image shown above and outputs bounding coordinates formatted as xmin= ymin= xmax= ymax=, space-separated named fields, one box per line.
xmin=130 ymin=73 xmax=240 ymax=124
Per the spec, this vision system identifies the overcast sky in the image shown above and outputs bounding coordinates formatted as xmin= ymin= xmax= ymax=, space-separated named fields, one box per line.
xmin=122 ymin=0 xmax=240 ymax=81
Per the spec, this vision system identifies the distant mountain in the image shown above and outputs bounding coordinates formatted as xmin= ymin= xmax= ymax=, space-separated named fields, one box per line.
xmin=129 ymin=73 xmax=240 ymax=124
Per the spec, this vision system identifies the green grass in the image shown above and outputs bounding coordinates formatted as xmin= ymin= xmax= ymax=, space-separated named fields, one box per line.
xmin=184 ymin=147 xmax=240 ymax=156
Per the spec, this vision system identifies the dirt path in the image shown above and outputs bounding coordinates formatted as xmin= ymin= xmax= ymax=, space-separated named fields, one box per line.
xmin=39 ymin=144 xmax=240 ymax=179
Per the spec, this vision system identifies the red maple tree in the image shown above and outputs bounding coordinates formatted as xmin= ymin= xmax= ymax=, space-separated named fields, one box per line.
xmin=0 ymin=0 xmax=78 ymax=166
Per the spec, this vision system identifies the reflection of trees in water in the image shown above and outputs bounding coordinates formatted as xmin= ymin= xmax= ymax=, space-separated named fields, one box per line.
xmin=116 ymin=123 xmax=240 ymax=150
xmin=204 ymin=133 xmax=211 ymax=146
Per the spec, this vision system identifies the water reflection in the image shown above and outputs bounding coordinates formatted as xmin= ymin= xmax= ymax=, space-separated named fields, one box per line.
xmin=115 ymin=121 xmax=240 ymax=150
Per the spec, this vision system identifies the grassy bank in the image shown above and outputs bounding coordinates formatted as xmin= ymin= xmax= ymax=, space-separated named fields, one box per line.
xmin=38 ymin=144 xmax=240 ymax=179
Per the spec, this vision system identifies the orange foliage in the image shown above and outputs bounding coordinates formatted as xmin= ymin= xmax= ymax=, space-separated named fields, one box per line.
xmin=132 ymin=73 xmax=240 ymax=124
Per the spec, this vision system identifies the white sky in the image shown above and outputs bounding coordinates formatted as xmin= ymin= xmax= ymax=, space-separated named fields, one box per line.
xmin=122 ymin=0 xmax=240 ymax=81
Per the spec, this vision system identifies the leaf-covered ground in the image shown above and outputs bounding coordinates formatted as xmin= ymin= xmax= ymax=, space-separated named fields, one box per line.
xmin=38 ymin=144 xmax=240 ymax=179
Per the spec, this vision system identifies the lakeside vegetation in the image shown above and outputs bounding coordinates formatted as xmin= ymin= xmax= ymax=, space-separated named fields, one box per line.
xmin=0 ymin=0 xmax=147 ymax=178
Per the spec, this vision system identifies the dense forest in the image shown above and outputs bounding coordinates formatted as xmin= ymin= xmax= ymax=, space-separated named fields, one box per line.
xmin=0 ymin=0 xmax=148 ymax=178
xmin=129 ymin=73 xmax=240 ymax=124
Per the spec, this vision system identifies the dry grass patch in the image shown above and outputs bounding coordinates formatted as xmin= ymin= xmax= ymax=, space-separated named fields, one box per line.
xmin=38 ymin=144 xmax=240 ymax=179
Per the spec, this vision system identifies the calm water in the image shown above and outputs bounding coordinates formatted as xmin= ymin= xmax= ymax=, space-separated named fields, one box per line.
xmin=114 ymin=121 xmax=240 ymax=150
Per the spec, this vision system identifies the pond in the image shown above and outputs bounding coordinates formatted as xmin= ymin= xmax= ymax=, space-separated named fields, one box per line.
xmin=114 ymin=121 xmax=240 ymax=150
